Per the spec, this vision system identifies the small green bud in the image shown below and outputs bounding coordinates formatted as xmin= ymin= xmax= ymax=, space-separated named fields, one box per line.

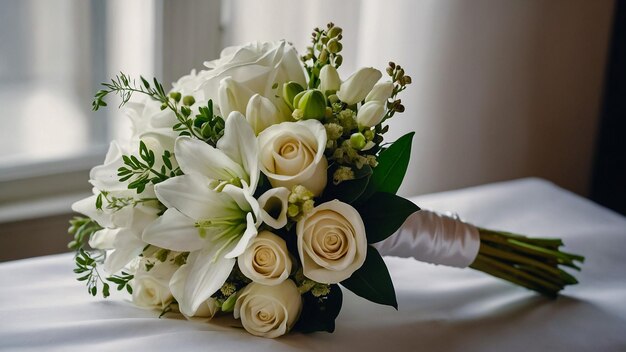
xmin=221 ymin=291 xmax=238 ymax=313
xmin=327 ymin=26 xmax=343 ymax=38
xmin=327 ymin=38 xmax=341 ymax=54
xmin=296 ymin=89 xmax=326 ymax=120
xmin=292 ymin=90 xmax=306 ymax=110
xmin=169 ymin=92 xmax=182 ymax=103
xmin=334 ymin=55 xmax=343 ymax=67
xmin=182 ymin=95 xmax=195 ymax=106
xmin=349 ymin=132 xmax=367 ymax=150
xmin=180 ymin=106 xmax=191 ymax=117
xmin=319 ymin=49 xmax=329 ymax=63
xmin=282 ymin=81 xmax=305 ymax=110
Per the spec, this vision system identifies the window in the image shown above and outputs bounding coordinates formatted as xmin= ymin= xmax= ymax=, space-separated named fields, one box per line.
xmin=0 ymin=0 xmax=221 ymax=221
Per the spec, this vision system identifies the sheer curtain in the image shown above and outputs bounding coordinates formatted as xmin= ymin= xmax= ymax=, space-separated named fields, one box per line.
xmin=223 ymin=0 xmax=614 ymax=197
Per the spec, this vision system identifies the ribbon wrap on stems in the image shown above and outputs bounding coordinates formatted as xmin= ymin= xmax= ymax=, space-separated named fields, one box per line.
xmin=374 ymin=210 xmax=480 ymax=268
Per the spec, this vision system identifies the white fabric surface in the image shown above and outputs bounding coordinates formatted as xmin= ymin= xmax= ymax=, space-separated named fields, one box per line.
xmin=374 ymin=210 xmax=481 ymax=268
xmin=1 ymin=178 xmax=625 ymax=351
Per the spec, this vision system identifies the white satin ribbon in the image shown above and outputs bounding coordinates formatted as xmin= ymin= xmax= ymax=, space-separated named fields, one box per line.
xmin=373 ymin=210 xmax=480 ymax=268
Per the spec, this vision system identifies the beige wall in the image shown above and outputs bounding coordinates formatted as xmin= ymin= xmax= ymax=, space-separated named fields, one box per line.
xmin=358 ymin=0 xmax=614 ymax=197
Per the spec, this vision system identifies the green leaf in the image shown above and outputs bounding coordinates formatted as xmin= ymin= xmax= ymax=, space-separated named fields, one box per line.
xmin=293 ymin=284 xmax=343 ymax=333
xmin=341 ymin=246 xmax=398 ymax=309
xmin=358 ymin=132 xmax=414 ymax=203
xmin=357 ymin=192 xmax=419 ymax=244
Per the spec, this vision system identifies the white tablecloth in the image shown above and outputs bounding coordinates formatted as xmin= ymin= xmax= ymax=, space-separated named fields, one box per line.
xmin=1 ymin=178 xmax=625 ymax=351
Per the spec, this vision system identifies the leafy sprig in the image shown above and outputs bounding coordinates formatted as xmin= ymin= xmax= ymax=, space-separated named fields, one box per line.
xmin=93 ymin=72 xmax=225 ymax=145
xmin=172 ymin=99 xmax=225 ymax=147
xmin=74 ymin=249 xmax=110 ymax=298
xmin=106 ymin=271 xmax=134 ymax=294
xmin=116 ymin=140 xmax=182 ymax=193
xmin=68 ymin=217 xmax=103 ymax=251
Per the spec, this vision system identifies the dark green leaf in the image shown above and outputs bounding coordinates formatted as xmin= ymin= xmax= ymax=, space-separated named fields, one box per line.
xmin=293 ymin=284 xmax=343 ymax=333
xmin=358 ymin=132 xmax=414 ymax=203
xmin=103 ymin=283 xmax=110 ymax=298
xmin=341 ymin=246 xmax=398 ymax=309
xmin=357 ymin=192 xmax=419 ymax=244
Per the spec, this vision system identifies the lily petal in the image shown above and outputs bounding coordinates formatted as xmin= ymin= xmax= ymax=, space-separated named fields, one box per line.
xmin=170 ymin=243 xmax=237 ymax=317
xmin=175 ymin=136 xmax=245 ymax=182
xmin=258 ymin=187 xmax=290 ymax=229
xmin=217 ymin=112 xmax=260 ymax=191
xmin=104 ymin=228 xmax=146 ymax=274
xmin=224 ymin=212 xmax=258 ymax=259
xmin=142 ymin=208 xmax=205 ymax=252
xmin=155 ymin=174 xmax=237 ymax=220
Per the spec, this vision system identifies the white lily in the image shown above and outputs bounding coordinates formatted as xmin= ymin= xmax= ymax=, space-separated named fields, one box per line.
xmin=174 ymin=111 xmax=259 ymax=192
xmin=142 ymin=112 xmax=266 ymax=316
xmin=144 ymin=175 xmax=261 ymax=316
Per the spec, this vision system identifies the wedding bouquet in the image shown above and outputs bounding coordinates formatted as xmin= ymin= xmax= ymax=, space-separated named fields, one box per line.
xmin=69 ymin=23 xmax=583 ymax=338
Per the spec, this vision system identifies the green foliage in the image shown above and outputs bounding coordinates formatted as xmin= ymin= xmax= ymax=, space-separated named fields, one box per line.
xmin=92 ymin=72 xmax=225 ymax=144
xmin=357 ymin=192 xmax=420 ymax=244
xmin=74 ymin=249 xmax=136 ymax=299
xmin=74 ymin=249 xmax=110 ymax=298
xmin=67 ymin=217 xmax=102 ymax=251
xmin=180 ymin=100 xmax=225 ymax=147
xmin=358 ymin=132 xmax=414 ymax=203
xmin=293 ymin=284 xmax=343 ymax=333
xmin=117 ymin=140 xmax=181 ymax=194
xmin=106 ymin=271 xmax=134 ymax=295
xmin=341 ymin=246 xmax=398 ymax=309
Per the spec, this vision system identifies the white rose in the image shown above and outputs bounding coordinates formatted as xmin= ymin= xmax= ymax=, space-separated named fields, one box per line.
xmin=296 ymin=200 xmax=367 ymax=284
xmin=238 ymin=231 xmax=292 ymax=286
xmin=131 ymin=257 xmax=178 ymax=309
xmin=258 ymin=120 xmax=328 ymax=196
xmin=199 ymin=41 xmax=306 ymax=121
xmin=234 ymin=280 xmax=302 ymax=338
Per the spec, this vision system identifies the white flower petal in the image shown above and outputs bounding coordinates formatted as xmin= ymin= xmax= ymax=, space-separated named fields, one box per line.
xmin=89 ymin=141 xmax=127 ymax=192
xmin=174 ymin=136 xmax=245 ymax=181
xmin=217 ymin=112 xmax=260 ymax=191
xmin=170 ymin=243 xmax=237 ymax=317
xmin=155 ymin=174 xmax=236 ymax=220
xmin=224 ymin=212 xmax=258 ymax=259
xmin=104 ymin=228 xmax=146 ymax=274
xmin=71 ymin=194 xmax=115 ymax=228
xmin=88 ymin=228 xmax=118 ymax=249
xmin=258 ymin=187 xmax=290 ymax=229
xmin=142 ymin=208 xmax=205 ymax=252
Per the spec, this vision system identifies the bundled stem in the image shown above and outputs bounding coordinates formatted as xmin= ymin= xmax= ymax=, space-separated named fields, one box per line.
xmin=469 ymin=228 xmax=584 ymax=298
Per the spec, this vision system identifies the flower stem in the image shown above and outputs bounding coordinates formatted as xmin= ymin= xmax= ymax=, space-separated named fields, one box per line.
xmin=469 ymin=228 xmax=584 ymax=298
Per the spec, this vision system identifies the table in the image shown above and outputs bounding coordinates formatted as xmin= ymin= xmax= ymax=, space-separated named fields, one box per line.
xmin=1 ymin=178 xmax=625 ymax=351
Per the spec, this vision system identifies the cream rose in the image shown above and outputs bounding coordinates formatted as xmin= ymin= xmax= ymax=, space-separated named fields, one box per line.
xmin=296 ymin=200 xmax=367 ymax=284
xmin=257 ymin=120 xmax=328 ymax=196
xmin=234 ymin=280 xmax=302 ymax=338
xmin=238 ymin=231 xmax=292 ymax=286
xmin=131 ymin=257 xmax=177 ymax=309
